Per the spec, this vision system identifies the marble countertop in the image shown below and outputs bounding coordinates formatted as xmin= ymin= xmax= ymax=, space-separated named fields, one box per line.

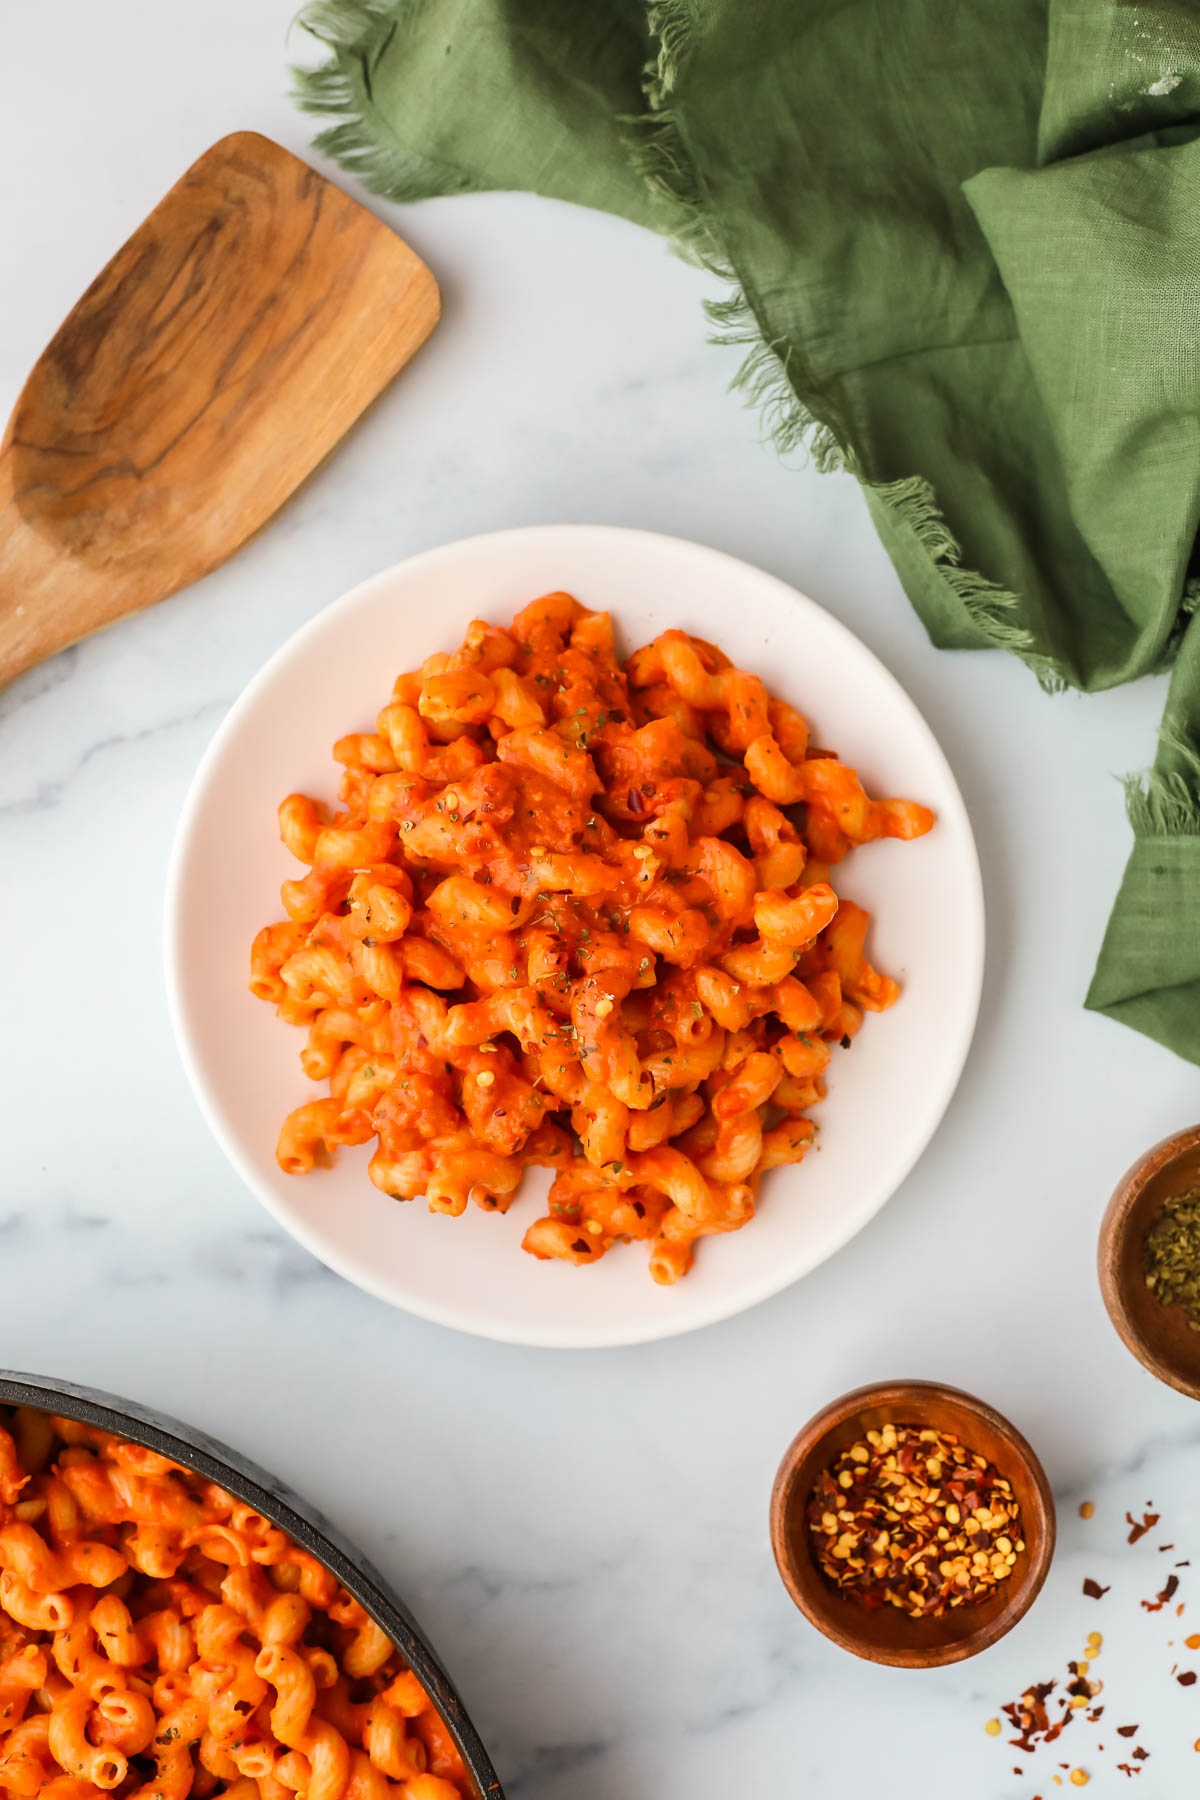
xmin=4 ymin=5 xmax=1200 ymax=1794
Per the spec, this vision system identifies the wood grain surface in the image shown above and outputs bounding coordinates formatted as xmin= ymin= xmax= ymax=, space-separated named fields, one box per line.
xmin=0 ymin=131 xmax=440 ymax=685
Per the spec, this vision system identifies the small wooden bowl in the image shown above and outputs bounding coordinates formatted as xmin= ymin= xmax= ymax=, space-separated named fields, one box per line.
xmin=1098 ymin=1124 xmax=1200 ymax=1400
xmin=770 ymin=1380 xmax=1056 ymax=1667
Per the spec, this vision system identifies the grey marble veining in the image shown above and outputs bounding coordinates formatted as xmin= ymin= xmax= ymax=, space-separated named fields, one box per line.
xmin=4 ymin=5 xmax=1200 ymax=1796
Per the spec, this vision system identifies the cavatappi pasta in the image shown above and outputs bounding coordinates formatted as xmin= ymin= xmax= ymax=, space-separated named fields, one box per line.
xmin=250 ymin=594 xmax=934 ymax=1283
xmin=0 ymin=1409 xmax=471 ymax=1800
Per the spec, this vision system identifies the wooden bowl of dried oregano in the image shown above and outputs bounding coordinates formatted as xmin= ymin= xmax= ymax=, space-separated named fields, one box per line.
xmin=1099 ymin=1123 xmax=1200 ymax=1401
xmin=770 ymin=1379 xmax=1055 ymax=1667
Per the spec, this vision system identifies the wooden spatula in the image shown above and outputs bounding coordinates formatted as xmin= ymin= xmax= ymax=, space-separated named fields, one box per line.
xmin=0 ymin=131 xmax=440 ymax=687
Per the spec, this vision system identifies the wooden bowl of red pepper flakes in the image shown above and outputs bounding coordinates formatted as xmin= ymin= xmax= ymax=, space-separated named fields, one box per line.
xmin=770 ymin=1381 xmax=1055 ymax=1667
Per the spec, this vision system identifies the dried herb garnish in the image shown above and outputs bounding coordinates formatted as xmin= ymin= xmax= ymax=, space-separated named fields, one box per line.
xmin=1144 ymin=1182 xmax=1200 ymax=1328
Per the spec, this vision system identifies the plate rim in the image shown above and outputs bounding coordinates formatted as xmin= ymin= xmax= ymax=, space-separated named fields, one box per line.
xmin=165 ymin=523 xmax=985 ymax=1348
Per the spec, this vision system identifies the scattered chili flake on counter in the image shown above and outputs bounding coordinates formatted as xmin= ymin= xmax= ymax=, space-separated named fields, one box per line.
xmin=1004 ymin=1681 xmax=1059 ymax=1752
xmin=806 ymin=1422 xmax=1025 ymax=1615
xmin=1126 ymin=1510 xmax=1159 ymax=1545
xmin=1142 ymin=1574 xmax=1179 ymax=1612
xmin=985 ymin=1496 xmax=1200 ymax=1784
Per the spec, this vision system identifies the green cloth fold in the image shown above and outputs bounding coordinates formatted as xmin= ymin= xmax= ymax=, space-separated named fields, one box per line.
xmin=294 ymin=0 xmax=1200 ymax=1064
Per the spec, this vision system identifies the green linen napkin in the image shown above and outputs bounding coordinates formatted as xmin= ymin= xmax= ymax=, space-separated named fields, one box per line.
xmin=295 ymin=0 xmax=1200 ymax=1065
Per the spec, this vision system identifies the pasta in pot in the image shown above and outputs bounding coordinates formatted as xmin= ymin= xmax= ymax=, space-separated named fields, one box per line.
xmin=250 ymin=594 xmax=933 ymax=1283
xmin=0 ymin=1408 xmax=471 ymax=1800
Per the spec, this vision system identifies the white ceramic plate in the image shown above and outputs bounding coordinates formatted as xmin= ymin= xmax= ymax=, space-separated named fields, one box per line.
xmin=166 ymin=526 xmax=983 ymax=1348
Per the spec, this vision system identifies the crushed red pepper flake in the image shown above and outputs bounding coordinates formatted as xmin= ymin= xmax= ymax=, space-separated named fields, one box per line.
xmin=1142 ymin=1573 xmax=1180 ymax=1612
xmin=1001 ymin=1677 xmax=1099 ymax=1755
xmin=987 ymin=1495 xmax=1200 ymax=1784
xmin=807 ymin=1422 xmax=1024 ymax=1617
xmin=1126 ymin=1511 xmax=1159 ymax=1545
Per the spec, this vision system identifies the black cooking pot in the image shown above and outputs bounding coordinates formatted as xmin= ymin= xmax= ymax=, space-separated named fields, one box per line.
xmin=0 ymin=1370 xmax=503 ymax=1800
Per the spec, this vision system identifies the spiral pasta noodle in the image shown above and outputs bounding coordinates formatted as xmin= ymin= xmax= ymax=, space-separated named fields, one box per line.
xmin=251 ymin=595 xmax=934 ymax=1282
xmin=0 ymin=1409 xmax=471 ymax=1800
